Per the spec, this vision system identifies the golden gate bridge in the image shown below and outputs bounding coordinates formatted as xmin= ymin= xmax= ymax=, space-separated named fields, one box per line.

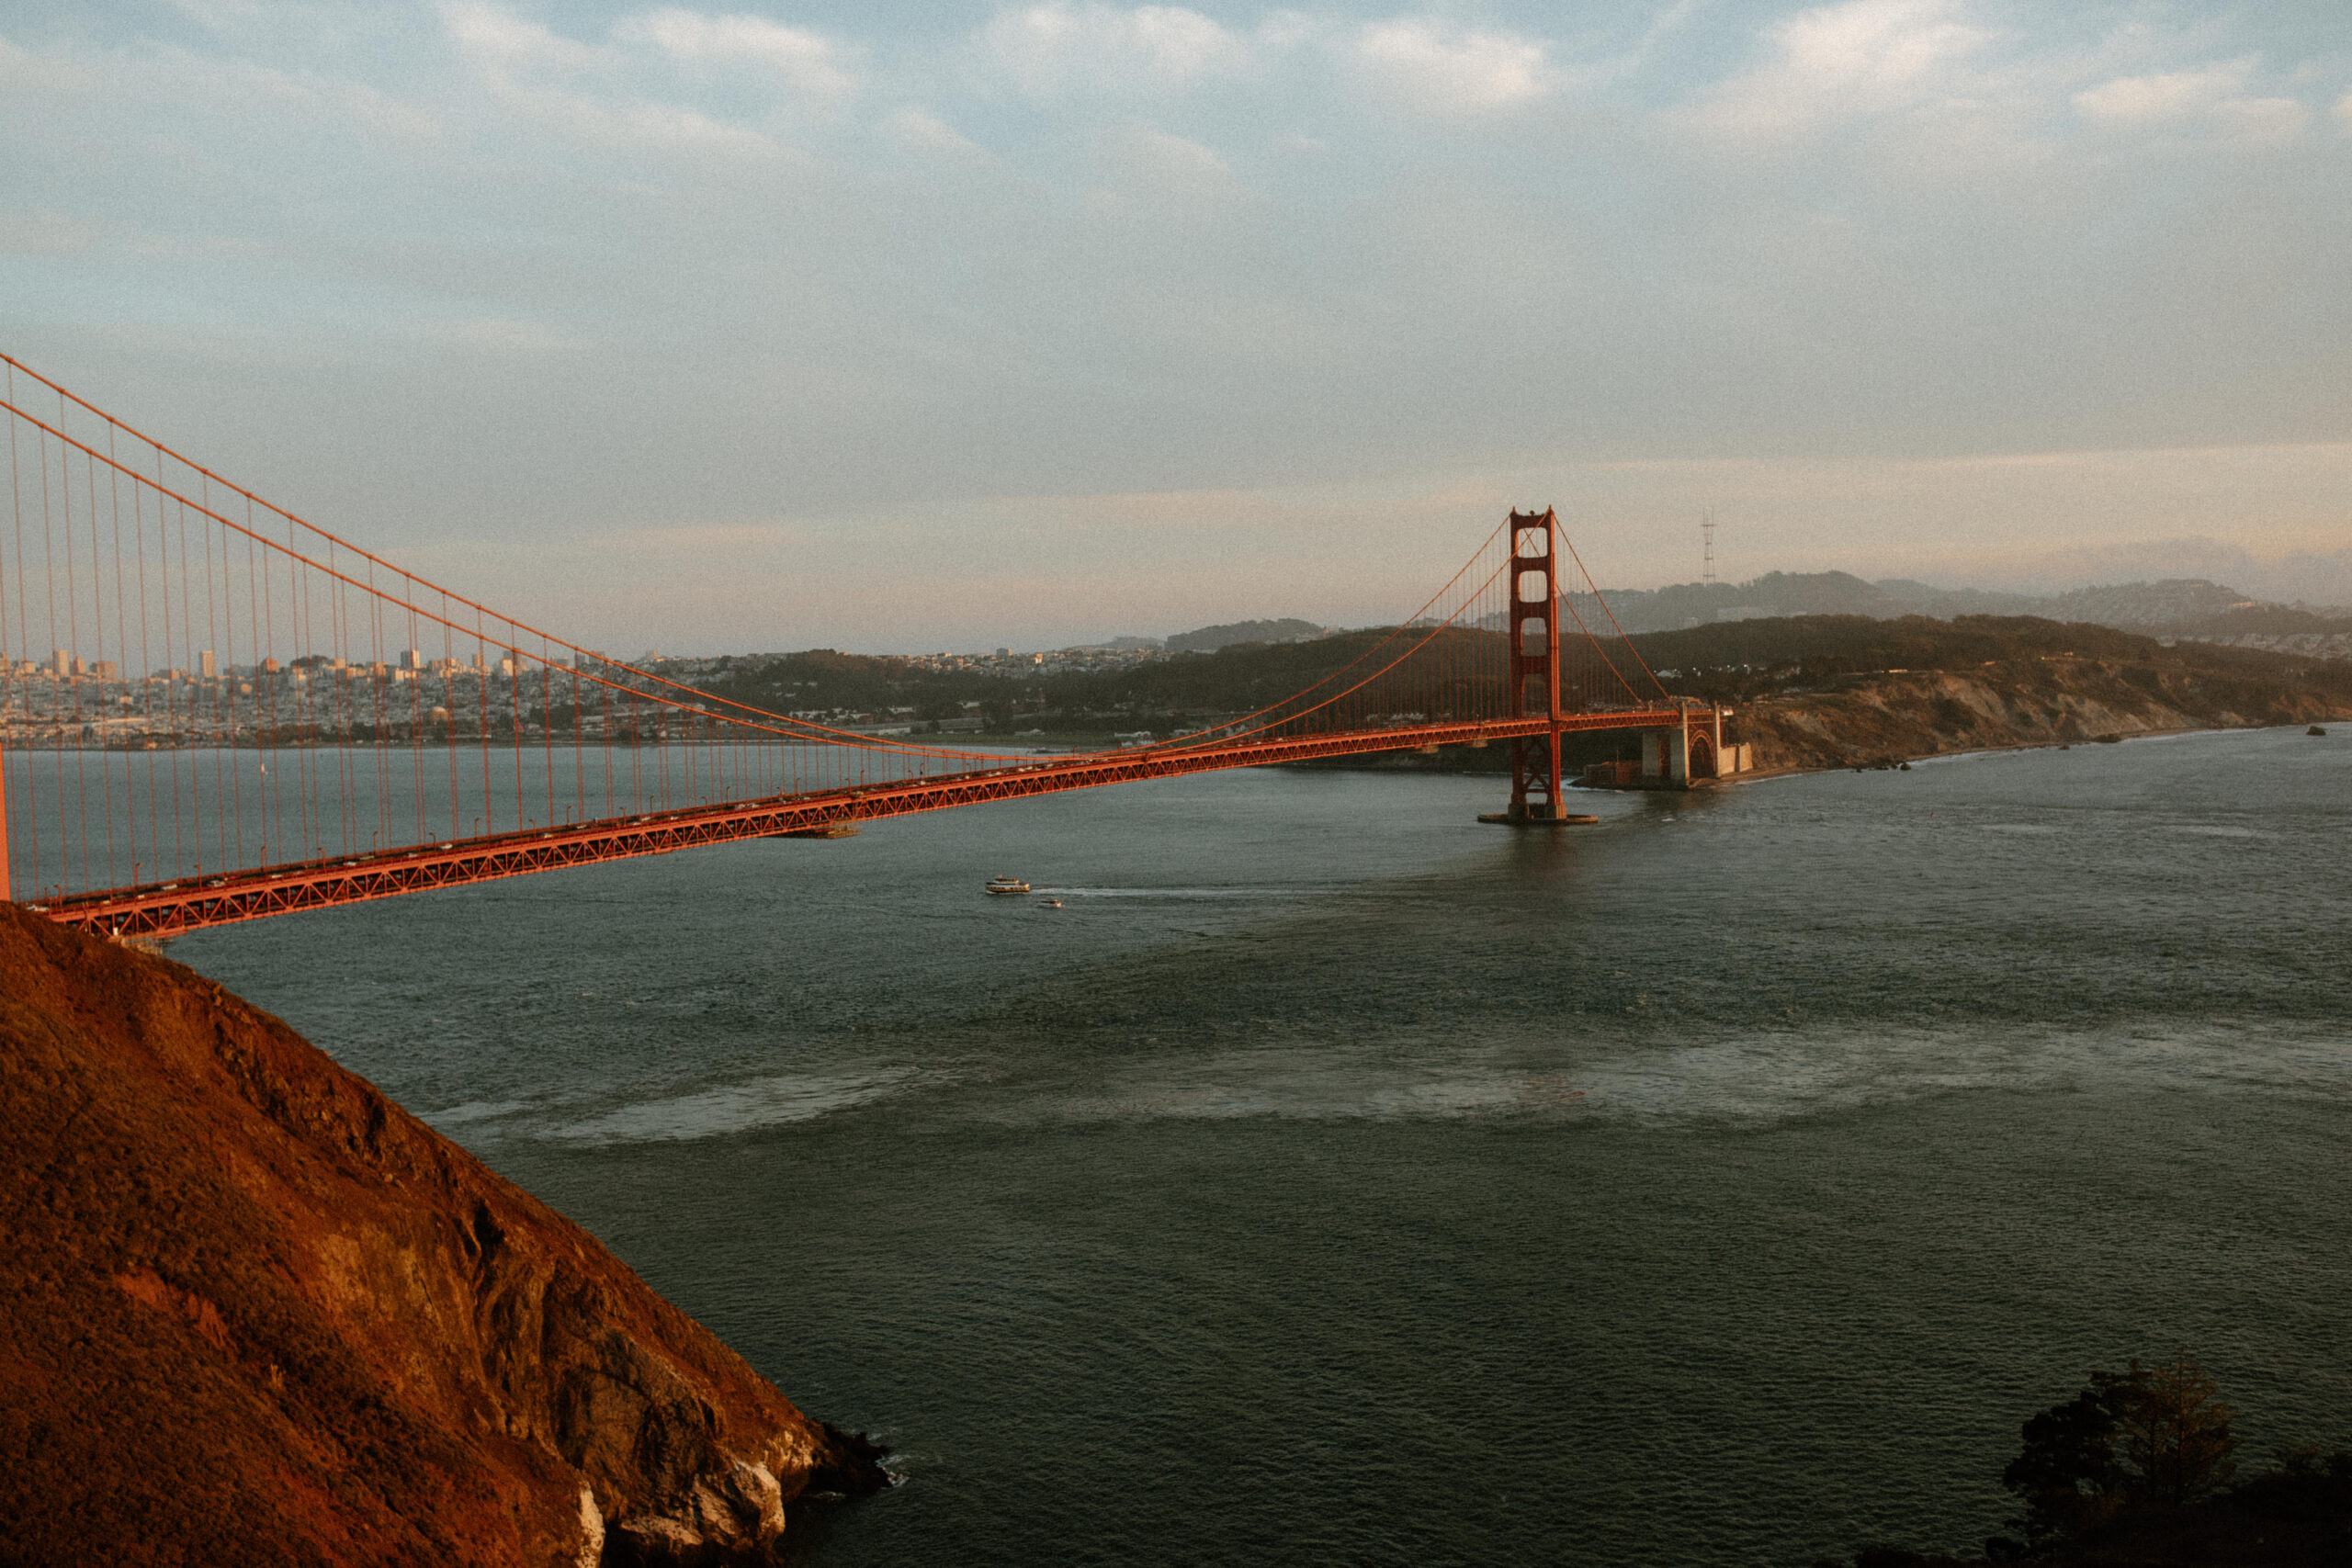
xmin=0 ymin=354 xmax=1731 ymax=940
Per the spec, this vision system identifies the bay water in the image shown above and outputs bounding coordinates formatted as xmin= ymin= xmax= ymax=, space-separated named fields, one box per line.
xmin=175 ymin=728 xmax=2352 ymax=1565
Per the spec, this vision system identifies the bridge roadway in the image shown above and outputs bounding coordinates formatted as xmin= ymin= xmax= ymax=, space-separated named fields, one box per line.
xmin=41 ymin=709 xmax=1694 ymax=938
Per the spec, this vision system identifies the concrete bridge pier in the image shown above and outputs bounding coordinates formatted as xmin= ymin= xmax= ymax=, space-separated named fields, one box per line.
xmin=1643 ymin=707 xmax=1728 ymax=787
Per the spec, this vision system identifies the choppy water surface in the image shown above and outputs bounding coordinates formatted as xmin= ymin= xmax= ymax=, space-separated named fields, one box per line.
xmin=178 ymin=728 xmax=2352 ymax=1565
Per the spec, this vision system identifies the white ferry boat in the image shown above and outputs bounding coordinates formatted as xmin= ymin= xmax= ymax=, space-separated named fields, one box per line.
xmin=984 ymin=875 xmax=1030 ymax=896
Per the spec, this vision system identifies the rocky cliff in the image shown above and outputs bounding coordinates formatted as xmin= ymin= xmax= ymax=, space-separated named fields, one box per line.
xmin=1735 ymin=654 xmax=2351 ymax=773
xmin=0 ymin=904 xmax=886 ymax=1567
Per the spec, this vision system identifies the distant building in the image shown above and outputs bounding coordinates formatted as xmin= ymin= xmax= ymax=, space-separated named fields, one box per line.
xmin=198 ymin=649 xmax=217 ymax=678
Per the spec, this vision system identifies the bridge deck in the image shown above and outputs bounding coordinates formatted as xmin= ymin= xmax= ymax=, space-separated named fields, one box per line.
xmin=42 ymin=710 xmax=1695 ymax=937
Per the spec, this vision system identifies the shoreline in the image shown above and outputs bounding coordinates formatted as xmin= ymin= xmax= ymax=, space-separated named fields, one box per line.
xmin=1582 ymin=718 xmax=2342 ymax=794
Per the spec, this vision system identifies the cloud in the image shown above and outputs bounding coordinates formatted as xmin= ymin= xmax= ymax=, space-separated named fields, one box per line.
xmin=2074 ymin=59 xmax=2309 ymax=145
xmin=335 ymin=79 xmax=446 ymax=144
xmin=438 ymin=2 xmax=789 ymax=161
xmin=438 ymin=0 xmax=610 ymax=76
xmin=14 ymin=0 xmax=2352 ymax=654
xmin=1682 ymin=0 xmax=1997 ymax=141
xmin=535 ymin=96 xmax=782 ymax=158
xmin=1346 ymin=17 xmax=1558 ymax=117
xmin=0 ymin=32 xmax=101 ymax=94
xmin=2075 ymin=60 xmax=2250 ymax=124
xmin=616 ymin=8 xmax=859 ymax=104
xmin=980 ymin=2 xmax=1252 ymax=96
xmin=883 ymin=107 xmax=987 ymax=157
xmin=1102 ymin=124 xmax=1236 ymax=197
xmin=2206 ymin=96 xmax=2312 ymax=145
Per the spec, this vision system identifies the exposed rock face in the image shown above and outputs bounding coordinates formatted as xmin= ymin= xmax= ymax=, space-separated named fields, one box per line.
xmin=0 ymin=904 xmax=886 ymax=1566
xmin=1737 ymin=659 xmax=2351 ymax=773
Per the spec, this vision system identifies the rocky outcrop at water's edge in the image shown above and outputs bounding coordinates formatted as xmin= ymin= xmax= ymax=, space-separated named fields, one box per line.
xmin=0 ymin=902 xmax=888 ymax=1566
xmin=1734 ymin=656 xmax=2352 ymax=773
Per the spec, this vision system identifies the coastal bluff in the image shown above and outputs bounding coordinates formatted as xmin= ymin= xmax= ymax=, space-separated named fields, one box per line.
xmin=0 ymin=903 xmax=885 ymax=1566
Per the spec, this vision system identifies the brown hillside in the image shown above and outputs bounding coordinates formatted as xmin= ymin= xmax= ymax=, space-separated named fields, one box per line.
xmin=0 ymin=904 xmax=885 ymax=1567
xmin=1736 ymin=655 xmax=2351 ymax=772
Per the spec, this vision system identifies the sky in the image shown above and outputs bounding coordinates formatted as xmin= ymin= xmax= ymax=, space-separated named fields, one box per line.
xmin=3 ymin=0 xmax=2348 ymax=653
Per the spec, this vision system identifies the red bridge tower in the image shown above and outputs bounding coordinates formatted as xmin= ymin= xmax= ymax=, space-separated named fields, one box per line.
xmin=1502 ymin=508 xmax=1567 ymax=824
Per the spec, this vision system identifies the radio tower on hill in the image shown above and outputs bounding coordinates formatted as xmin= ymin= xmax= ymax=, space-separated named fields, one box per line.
xmin=1702 ymin=511 xmax=1717 ymax=584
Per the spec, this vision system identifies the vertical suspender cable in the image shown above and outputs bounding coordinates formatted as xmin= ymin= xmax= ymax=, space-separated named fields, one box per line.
xmin=367 ymin=560 xmax=385 ymax=850
xmin=199 ymin=476 xmax=224 ymax=875
xmin=475 ymin=609 xmax=490 ymax=840
xmin=407 ymin=591 xmax=424 ymax=846
xmin=540 ymin=636 xmax=555 ymax=827
xmin=3 ymin=391 xmax=25 ymax=901
xmin=247 ymin=519 xmax=267 ymax=863
xmin=40 ymin=412 xmax=64 ymax=894
xmin=443 ymin=590 xmax=458 ymax=844
xmin=508 ymin=636 xmax=523 ymax=829
xmin=99 ymin=445 xmax=122 ymax=886
xmin=167 ymin=486 xmax=187 ymax=877
xmin=64 ymin=427 xmax=92 ymax=892
xmin=111 ymin=430 xmax=140 ymax=886
xmin=572 ymin=652 xmax=586 ymax=826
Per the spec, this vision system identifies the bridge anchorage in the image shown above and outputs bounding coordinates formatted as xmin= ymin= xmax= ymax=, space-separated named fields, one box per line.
xmin=0 ymin=353 xmax=1736 ymax=938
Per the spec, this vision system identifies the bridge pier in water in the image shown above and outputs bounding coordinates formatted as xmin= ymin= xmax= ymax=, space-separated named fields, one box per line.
xmin=1642 ymin=706 xmax=1726 ymax=787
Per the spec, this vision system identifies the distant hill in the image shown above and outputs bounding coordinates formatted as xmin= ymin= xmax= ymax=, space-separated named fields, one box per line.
xmin=683 ymin=611 xmax=2352 ymax=765
xmin=1867 ymin=578 xmax=2053 ymax=617
xmin=1595 ymin=572 xmax=2337 ymax=636
xmin=1623 ymin=613 xmax=2352 ymax=772
xmin=1164 ymin=617 xmax=1327 ymax=654
xmin=2048 ymin=579 xmax=2258 ymax=626
xmin=1592 ymin=571 xmax=1905 ymax=629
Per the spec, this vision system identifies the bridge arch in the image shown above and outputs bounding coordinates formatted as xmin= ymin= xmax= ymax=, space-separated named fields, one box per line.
xmin=1688 ymin=729 xmax=1718 ymax=780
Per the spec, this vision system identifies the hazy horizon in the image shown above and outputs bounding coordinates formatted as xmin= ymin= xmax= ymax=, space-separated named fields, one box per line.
xmin=637 ymin=550 xmax=2346 ymax=659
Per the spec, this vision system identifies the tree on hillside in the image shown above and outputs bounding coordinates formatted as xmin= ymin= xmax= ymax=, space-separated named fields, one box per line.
xmin=2002 ymin=1383 xmax=2127 ymax=1544
xmin=2001 ymin=1353 xmax=2237 ymax=1547
xmin=2113 ymin=1353 xmax=2237 ymax=1506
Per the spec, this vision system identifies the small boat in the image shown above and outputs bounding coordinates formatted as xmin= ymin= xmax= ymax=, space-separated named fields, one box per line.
xmin=984 ymin=875 xmax=1030 ymax=896
xmin=1039 ymin=898 xmax=1062 ymax=908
